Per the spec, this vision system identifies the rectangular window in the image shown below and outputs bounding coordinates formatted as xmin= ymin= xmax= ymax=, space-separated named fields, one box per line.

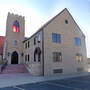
xmin=25 ymin=55 xmax=27 ymax=62
xmin=75 ymin=37 xmax=81 ymax=46
xmin=53 ymin=52 xmax=62 ymax=62
xmin=14 ymin=40 xmax=17 ymax=46
xmin=52 ymin=33 xmax=57 ymax=42
xmin=76 ymin=53 xmax=83 ymax=62
xmin=52 ymin=33 xmax=61 ymax=43
xmin=38 ymin=34 xmax=40 ymax=43
xmin=77 ymin=68 xmax=83 ymax=72
xmin=28 ymin=54 xmax=29 ymax=62
xmin=28 ymin=41 xmax=30 ymax=48
xmin=25 ymin=43 xmax=27 ymax=49
xmin=53 ymin=69 xmax=63 ymax=74
xmin=57 ymin=34 xmax=61 ymax=43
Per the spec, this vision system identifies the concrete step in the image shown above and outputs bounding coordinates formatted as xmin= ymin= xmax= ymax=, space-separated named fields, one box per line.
xmin=0 ymin=64 xmax=29 ymax=74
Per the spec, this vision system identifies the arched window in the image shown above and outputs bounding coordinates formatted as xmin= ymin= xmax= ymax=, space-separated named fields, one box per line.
xmin=13 ymin=20 xmax=20 ymax=32
xmin=34 ymin=47 xmax=41 ymax=62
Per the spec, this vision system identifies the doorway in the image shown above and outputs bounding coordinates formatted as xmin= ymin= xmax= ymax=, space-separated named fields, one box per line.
xmin=11 ymin=51 xmax=18 ymax=64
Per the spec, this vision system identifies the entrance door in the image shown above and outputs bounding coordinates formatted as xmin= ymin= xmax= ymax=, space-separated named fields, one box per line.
xmin=11 ymin=51 xmax=18 ymax=64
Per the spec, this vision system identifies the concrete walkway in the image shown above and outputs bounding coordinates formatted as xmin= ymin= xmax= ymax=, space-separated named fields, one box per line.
xmin=0 ymin=72 xmax=90 ymax=88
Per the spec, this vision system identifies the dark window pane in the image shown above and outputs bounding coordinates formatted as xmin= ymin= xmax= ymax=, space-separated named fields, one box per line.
xmin=25 ymin=55 xmax=27 ymax=62
xmin=28 ymin=41 xmax=30 ymax=48
xmin=28 ymin=54 xmax=29 ymax=62
xmin=77 ymin=68 xmax=83 ymax=72
xmin=34 ymin=37 xmax=36 ymax=45
xmin=25 ymin=43 xmax=27 ymax=49
xmin=65 ymin=20 xmax=68 ymax=24
xmin=53 ymin=69 xmax=63 ymax=73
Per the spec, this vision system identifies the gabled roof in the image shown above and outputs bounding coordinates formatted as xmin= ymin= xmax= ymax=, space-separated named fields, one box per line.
xmin=23 ymin=8 xmax=85 ymax=42
xmin=23 ymin=8 xmax=67 ymax=42
xmin=0 ymin=36 xmax=5 ymax=55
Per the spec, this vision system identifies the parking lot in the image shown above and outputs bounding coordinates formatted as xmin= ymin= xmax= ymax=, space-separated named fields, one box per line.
xmin=1 ymin=75 xmax=90 ymax=90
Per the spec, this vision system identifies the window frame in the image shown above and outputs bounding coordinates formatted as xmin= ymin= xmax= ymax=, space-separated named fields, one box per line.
xmin=13 ymin=20 xmax=20 ymax=33
xmin=52 ymin=33 xmax=61 ymax=43
xmin=14 ymin=40 xmax=17 ymax=46
xmin=28 ymin=54 xmax=29 ymax=62
xmin=28 ymin=41 xmax=30 ymax=48
xmin=53 ymin=69 xmax=63 ymax=74
xmin=53 ymin=52 xmax=62 ymax=62
xmin=38 ymin=34 xmax=40 ymax=43
xmin=76 ymin=53 xmax=83 ymax=62
xmin=25 ymin=55 xmax=27 ymax=62
xmin=75 ymin=37 xmax=81 ymax=46
xmin=25 ymin=43 xmax=27 ymax=49
xmin=65 ymin=19 xmax=68 ymax=24
xmin=34 ymin=37 xmax=37 ymax=45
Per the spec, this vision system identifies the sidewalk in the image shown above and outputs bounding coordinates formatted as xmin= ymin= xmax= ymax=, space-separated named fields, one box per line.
xmin=0 ymin=72 xmax=90 ymax=88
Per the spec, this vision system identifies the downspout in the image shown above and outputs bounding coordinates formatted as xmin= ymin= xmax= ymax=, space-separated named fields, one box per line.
xmin=42 ymin=28 xmax=44 ymax=76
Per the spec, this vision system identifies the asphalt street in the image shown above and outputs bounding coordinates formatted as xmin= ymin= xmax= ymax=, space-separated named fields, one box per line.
xmin=1 ymin=75 xmax=90 ymax=90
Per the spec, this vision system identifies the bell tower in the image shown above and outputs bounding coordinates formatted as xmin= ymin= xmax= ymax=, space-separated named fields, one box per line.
xmin=3 ymin=12 xmax=25 ymax=64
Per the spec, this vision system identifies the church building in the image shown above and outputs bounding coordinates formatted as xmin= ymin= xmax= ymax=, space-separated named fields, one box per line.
xmin=0 ymin=8 xmax=88 ymax=76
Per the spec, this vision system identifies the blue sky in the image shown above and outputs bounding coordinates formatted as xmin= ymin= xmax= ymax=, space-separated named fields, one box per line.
xmin=0 ymin=0 xmax=90 ymax=57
